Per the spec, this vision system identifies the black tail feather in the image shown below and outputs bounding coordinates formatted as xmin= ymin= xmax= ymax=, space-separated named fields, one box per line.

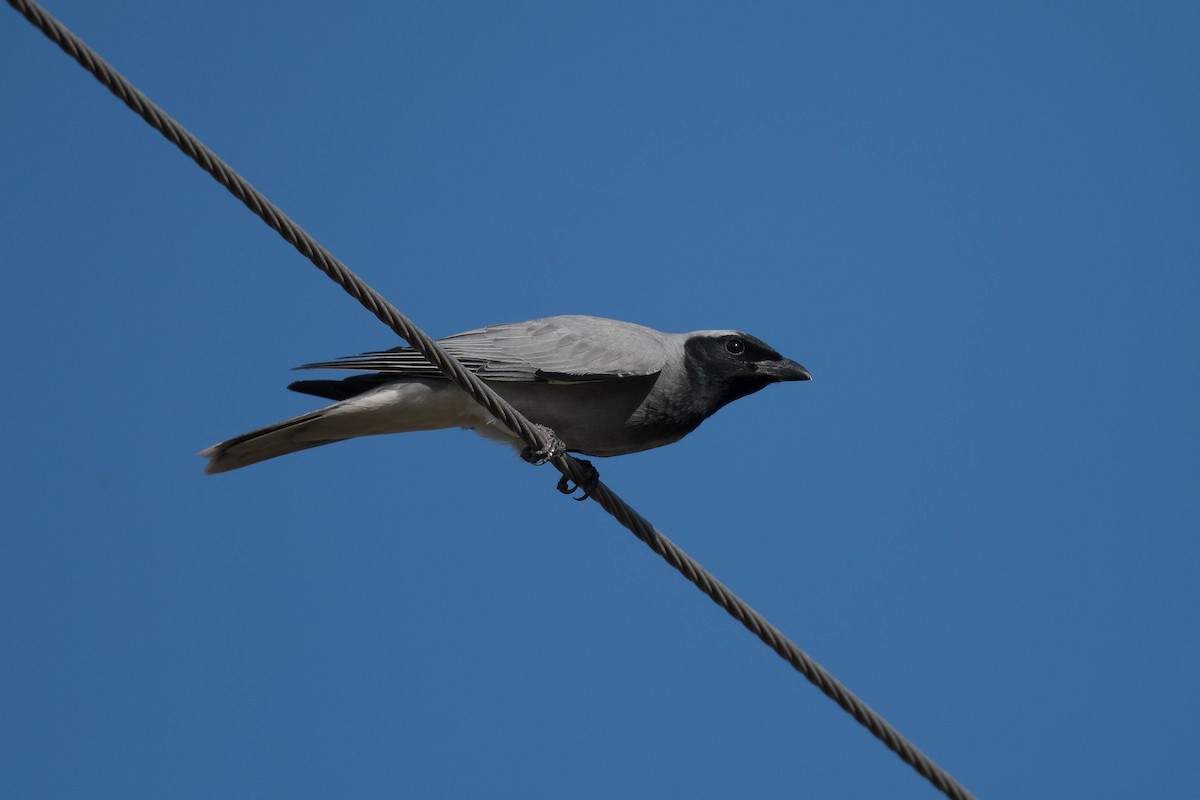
xmin=287 ymin=374 xmax=395 ymax=402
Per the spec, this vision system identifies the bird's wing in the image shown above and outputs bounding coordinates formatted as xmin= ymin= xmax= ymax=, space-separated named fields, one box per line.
xmin=295 ymin=315 xmax=669 ymax=383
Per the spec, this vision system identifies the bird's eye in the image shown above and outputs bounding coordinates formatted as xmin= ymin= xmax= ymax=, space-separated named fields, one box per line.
xmin=725 ymin=338 xmax=746 ymax=355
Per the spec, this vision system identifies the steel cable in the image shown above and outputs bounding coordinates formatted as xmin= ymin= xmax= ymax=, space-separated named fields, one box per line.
xmin=6 ymin=3 xmax=977 ymax=797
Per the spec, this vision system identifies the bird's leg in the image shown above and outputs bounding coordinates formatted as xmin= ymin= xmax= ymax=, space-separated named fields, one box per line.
xmin=556 ymin=459 xmax=600 ymax=502
xmin=519 ymin=425 xmax=599 ymax=500
xmin=520 ymin=424 xmax=567 ymax=466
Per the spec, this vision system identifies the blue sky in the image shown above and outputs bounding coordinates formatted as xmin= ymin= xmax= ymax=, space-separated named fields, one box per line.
xmin=2 ymin=2 xmax=1198 ymax=798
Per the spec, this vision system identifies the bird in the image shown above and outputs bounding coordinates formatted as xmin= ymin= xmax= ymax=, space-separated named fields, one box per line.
xmin=200 ymin=315 xmax=810 ymax=475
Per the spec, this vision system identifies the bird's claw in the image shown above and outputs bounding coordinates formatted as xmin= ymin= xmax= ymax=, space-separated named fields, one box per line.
xmin=557 ymin=459 xmax=599 ymax=501
xmin=521 ymin=424 xmax=567 ymax=466
xmin=519 ymin=425 xmax=596 ymax=499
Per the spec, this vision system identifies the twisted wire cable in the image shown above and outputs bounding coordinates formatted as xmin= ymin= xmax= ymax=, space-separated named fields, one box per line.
xmin=6 ymin=3 xmax=977 ymax=798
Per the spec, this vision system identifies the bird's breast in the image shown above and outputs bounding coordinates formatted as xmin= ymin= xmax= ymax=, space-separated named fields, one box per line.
xmin=488 ymin=374 xmax=699 ymax=457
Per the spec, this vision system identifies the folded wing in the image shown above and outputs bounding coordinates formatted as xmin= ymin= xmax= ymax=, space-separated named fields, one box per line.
xmin=294 ymin=315 xmax=669 ymax=384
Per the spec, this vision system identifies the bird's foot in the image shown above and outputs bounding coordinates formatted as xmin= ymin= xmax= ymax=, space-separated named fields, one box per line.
xmin=557 ymin=459 xmax=600 ymax=502
xmin=520 ymin=424 xmax=567 ymax=466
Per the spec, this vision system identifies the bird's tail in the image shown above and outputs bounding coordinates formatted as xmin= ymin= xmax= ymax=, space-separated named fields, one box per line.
xmin=200 ymin=379 xmax=500 ymax=474
xmin=199 ymin=406 xmax=349 ymax=474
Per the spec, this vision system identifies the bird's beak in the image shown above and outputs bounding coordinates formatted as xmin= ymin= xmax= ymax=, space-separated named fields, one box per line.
xmin=762 ymin=358 xmax=812 ymax=382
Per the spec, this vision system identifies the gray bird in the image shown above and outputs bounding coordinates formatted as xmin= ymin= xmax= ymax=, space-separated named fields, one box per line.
xmin=200 ymin=315 xmax=810 ymax=474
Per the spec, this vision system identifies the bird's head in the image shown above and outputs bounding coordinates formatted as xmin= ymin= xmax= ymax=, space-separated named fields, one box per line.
xmin=683 ymin=330 xmax=810 ymax=414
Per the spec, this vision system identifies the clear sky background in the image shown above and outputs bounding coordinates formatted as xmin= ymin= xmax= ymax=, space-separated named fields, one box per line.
xmin=3 ymin=2 xmax=1198 ymax=798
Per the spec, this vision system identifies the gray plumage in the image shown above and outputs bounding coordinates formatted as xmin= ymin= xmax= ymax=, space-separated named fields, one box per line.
xmin=200 ymin=315 xmax=810 ymax=474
